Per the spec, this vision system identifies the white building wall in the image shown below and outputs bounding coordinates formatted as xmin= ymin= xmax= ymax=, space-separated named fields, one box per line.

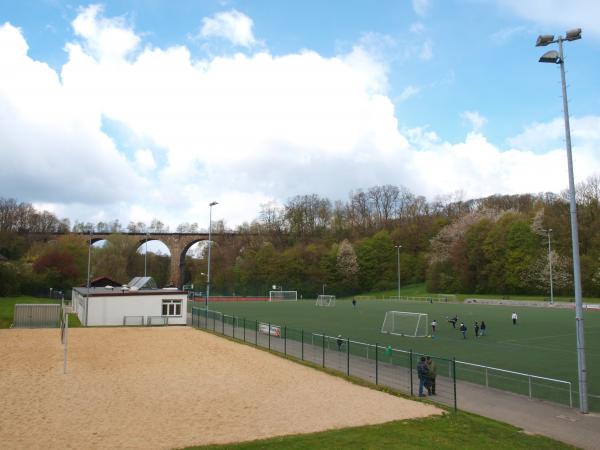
xmin=86 ymin=294 xmax=187 ymax=326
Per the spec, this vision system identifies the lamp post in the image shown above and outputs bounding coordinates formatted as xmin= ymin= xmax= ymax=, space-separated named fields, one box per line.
xmin=537 ymin=28 xmax=588 ymax=413
xmin=322 ymin=284 xmax=326 ymax=295
xmin=144 ymin=232 xmax=149 ymax=277
xmin=85 ymin=228 xmax=92 ymax=327
xmin=545 ymin=229 xmax=554 ymax=305
xmin=206 ymin=201 xmax=218 ymax=309
xmin=395 ymin=245 xmax=401 ymax=299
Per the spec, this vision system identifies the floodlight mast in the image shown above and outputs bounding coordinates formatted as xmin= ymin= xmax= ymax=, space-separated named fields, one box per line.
xmin=206 ymin=201 xmax=218 ymax=309
xmin=537 ymin=28 xmax=587 ymax=413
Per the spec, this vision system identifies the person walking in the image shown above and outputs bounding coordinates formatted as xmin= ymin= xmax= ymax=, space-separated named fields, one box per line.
xmin=417 ymin=356 xmax=430 ymax=397
xmin=511 ymin=312 xmax=518 ymax=325
xmin=480 ymin=320 xmax=487 ymax=336
xmin=336 ymin=334 xmax=343 ymax=351
xmin=474 ymin=321 xmax=480 ymax=338
xmin=459 ymin=322 xmax=467 ymax=339
xmin=431 ymin=319 xmax=438 ymax=335
xmin=426 ymin=356 xmax=437 ymax=395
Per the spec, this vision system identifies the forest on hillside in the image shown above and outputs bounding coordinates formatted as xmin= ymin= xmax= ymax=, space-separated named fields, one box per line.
xmin=1 ymin=175 xmax=600 ymax=298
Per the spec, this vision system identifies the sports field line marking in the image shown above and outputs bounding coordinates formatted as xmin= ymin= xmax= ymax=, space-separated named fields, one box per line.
xmin=498 ymin=332 xmax=577 ymax=344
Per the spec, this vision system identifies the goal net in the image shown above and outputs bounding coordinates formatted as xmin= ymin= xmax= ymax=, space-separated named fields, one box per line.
xmin=381 ymin=311 xmax=428 ymax=337
xmin=269 ymin=291 xmax=297 ymax=301
xmin=316 ymin=295 xmax=336 ymax=307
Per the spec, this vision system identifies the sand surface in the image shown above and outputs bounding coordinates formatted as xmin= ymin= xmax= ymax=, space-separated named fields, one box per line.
xmin=0 ymin=327 xmax=441 ymax=449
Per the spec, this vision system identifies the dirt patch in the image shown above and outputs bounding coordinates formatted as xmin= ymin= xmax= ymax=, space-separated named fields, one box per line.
xmin=0 ymin=327 xmax=441 ymax=449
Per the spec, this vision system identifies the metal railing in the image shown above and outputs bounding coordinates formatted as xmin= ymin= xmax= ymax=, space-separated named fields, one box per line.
xmin=454 ymin=360 xmax=573 ymax=407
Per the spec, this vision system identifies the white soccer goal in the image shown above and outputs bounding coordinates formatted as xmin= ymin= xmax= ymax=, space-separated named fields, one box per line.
xmin=381 ymin=311 xmax=428 ymax=337
xmin=123 ymin=315 xmax=145 ymax=326
xmin=316 ymin=295 xmax=336 ymax=307
xmin=269 ymin=291 xmax=298 ymax=301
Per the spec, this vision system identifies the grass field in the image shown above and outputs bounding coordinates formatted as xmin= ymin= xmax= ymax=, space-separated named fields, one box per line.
xmin=0 ymin=296 xmax=81 ymax=328
xmin=187 ymin=413 xmax=575 ymax=450
xmin=205 ymin=297 xmax=600 ymax=410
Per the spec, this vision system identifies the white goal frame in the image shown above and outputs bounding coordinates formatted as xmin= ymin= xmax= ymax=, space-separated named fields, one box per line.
xmin=381 ymin=311 xmax=428 ymax=338
xmin=316 ymin=295 xmax=336 ymax=307
xmin=269 ymin=291 xmax=298 ymax=302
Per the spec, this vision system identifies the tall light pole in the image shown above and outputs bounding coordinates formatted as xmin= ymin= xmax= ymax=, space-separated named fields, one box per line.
xmin=86 ymin=228 xmax=92 ymax=327
xmin=144 ymin=232 xmax=149 ymax=277
xmin=545 ymin=229 xmax=554 ymax=305
xmin=537 ymin=28 xmax=588 ymax=413
xmin=322 ymin=284 xmax=326 ymax=295
xmin=395 ymin=245 xmax=401 ymax=299
xmin=206 ymin=201 xmax=218 ymax=309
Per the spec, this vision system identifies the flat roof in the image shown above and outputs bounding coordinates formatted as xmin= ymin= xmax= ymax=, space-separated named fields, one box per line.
xmin=73 ymin=287 xmax=187 ymax=297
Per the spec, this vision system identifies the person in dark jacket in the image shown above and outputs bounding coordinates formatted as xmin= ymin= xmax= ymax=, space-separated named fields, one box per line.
xmin=459 ymin=322 xmax=467 ymax=339
xmin=426 ymin=356 xmax=437 ymax=395
xmin=417 ymin=356 xmax=430 ymax=397
xmin=480 ymin=320 xmax=487 ymax=336
xmin=474 ymin=321 xmax=480 ymax=338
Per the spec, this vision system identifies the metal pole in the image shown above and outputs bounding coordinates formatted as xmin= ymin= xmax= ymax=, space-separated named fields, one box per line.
xmin=548 ymin=229 xmax=554 ymax=304
xmin=301 ymin=329 xmax=304 ymax=360
xmin=347 ymin=338 xmax=350 ymax=376
xmin=395 ymin=245 xmax=401 ymax=298
xmin=375 ymin=343 xmax=379 ymax=385
xmin=322 ymin=333 xmax=325 ymax=368
xmin=86 ymin=229 xmax=92 ymax=327
xmin=409 ymin=349 xmax=413 ymax=396
xmin=558 ymin=37 xmax=588 ymax=413
xmin=144 ymin=232 xmax=148 ymax=277
xmin=453 ymin=357 xmax=457 ymax=412
xmin=206 ymin=202 xmax=217 ymax=310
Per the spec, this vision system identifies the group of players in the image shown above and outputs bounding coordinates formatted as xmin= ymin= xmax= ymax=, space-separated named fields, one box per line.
xmin=429 ymin=315 xmax=487 ymax=339
xmin=430 ymin=311 xmax=519 ymax=339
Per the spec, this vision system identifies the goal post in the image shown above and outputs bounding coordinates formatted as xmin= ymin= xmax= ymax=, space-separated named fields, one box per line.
xmin=316 ymin=295 xmax=336 ymax=307
xmin=269 ymin=291 xmax=298 ymax=302
xmin=381 ymin=311 xmax=428 ymax=337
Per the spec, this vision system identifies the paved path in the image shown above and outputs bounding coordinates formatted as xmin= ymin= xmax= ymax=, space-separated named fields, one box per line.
xmin=189 ymin=313 xmax=600 ymax=449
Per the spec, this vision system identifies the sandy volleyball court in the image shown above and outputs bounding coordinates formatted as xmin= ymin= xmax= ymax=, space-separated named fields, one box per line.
xmin=0 ymin=327 xmax=441 ymax=449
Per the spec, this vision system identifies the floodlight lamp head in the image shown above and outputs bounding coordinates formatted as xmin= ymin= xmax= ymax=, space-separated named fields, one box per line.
xmin=539 ymin=50 xmax=561 ymax=64
xmin=565 ymin=28 xmax=582 ymax=41
xmin=209 ymin=201 xmax=218 ymax=206
xmin=536 ymin=34 xmax=555 ymax=46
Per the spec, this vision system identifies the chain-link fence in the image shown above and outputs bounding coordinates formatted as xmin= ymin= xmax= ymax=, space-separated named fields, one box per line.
xmin=191 ymin=307 xmax=457 ymax=410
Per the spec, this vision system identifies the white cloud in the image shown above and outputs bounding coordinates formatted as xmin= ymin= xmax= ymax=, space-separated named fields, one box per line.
xmin=495 ymin=0 xmax=600 ymax=38
xmin=134 ymin=149 xmax=157 ymax=171
xmin=397 ymin=85 xmax=421 ymax=102
xmin=409 ymin=22 xmax=425 ymax=34
xmin=412 ymin=0 xmax=430 ymax=17
xmin=200 ymin=9 xmax=257 ymax=48
xmin=461 ymin=111 xmax=488 ymax=131
xmin=1 ymin=7 xmax=600 ymax=229
xmin=71 ymin=4 xmax=140 ymax=60
xmin=419 ymin=39 xmax=433 ymax=60
xmin=491 ymin=25 xmax=527 ymax=44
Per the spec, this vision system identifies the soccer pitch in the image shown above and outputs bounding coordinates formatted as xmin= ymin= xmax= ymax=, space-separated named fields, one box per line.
xmin=206 ymin=298 xmax=600 ymax=410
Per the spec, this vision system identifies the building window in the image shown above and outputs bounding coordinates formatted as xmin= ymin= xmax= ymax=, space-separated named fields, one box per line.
xmin=162 ymin=300 xmax=182 ymax=316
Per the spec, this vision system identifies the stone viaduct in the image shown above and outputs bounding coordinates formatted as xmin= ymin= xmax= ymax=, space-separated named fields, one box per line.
xmin=39 ymin=232 xmax=241 ymax=288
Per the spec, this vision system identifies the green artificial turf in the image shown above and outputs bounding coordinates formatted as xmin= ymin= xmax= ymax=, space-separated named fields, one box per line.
xmin=203 ymin=297 xmax=599 ymax=410
xmin=183 ymin=412 xmax=575 ymax=450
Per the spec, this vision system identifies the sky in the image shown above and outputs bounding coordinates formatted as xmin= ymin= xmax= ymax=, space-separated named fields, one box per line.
xmin=0 ymin=0 xmax=599 ymax=230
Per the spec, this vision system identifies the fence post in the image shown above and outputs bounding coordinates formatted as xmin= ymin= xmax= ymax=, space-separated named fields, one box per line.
xmin=222 ymin=315 xmax=225 ymax=335
xmin=322 ymin=333 xmax=325 ymax=368
xmin=528 ymin=376 xmax=532 ymax=400
xmin=213 ymin=311 xmax=216 ymax=332
xmin=347 ymin=338 xmax=350 ymax=377
xmin=375 ymin=343 xmax=379 ymax=385
xmin=409 ymin=350 xmax=414 ymax=396
xmin=232 ymin=315 xmax=235 ymax=339
xmin=453 ymin=357 xmax=457 ymax=412
xmin=255 ymin=320 xmax=258 ymax=346
xmin=243 ymin=317 xmax=246 ymax=342
xmin=485 ymin=367 xmax=489 ymax=388
xmin=268 ymin=323 xmax=271 ymax=351
xmin=205 ymin=307 xmax=208 ymax=329
xmin=301 ymin=329 xmax=304 ymax=360
xmin=284 ymin=326 xmax=287 ymax=356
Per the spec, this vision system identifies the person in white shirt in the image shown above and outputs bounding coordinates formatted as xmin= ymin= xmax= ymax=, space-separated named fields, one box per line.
xmin=511 ymin=312 xmax=518 ymax=325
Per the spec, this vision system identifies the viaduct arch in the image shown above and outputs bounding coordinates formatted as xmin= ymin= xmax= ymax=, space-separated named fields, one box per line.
xmin=79 ymin=232 xmax=233 ymax=288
